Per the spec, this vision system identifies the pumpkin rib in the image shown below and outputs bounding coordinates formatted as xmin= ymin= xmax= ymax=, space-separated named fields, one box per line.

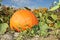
xmin=10 ymin=23 xmax=14 ymax=30
xmin=10 ymin=20 xmax=14 ymax=30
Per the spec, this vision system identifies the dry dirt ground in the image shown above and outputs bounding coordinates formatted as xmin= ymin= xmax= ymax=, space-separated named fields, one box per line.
xmin=0 ymin=30 xmax=60 ymax=40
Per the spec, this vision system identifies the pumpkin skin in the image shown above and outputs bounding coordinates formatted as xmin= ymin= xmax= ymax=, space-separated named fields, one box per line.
xmin=10 ymin=10 xmax=38 ymax=32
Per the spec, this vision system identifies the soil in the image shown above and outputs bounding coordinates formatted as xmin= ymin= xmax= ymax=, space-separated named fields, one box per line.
xmin=0 ymin=30 xmax=60 ymax=40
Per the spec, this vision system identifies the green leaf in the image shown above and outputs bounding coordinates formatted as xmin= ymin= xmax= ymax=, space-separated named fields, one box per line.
xmin=39 ymin=22 xmax=49 ymax=36
xmin=55 ymin=21 xmax=60 ymax=28
xmin=39 ymin=13 xmax=42 ymax=17
xmin=40 ymin=24 xmax=49 ymax=36
xmin=46 ymin=19 xmax=53 ymax=23
xmin=49 ymin=0 xmax=60 ymax=11
xmin=51 ymin=14 xmax=57 ymax=20
xmin=49 ymin=5 xmax=59 ymax=11
xmin=57 ymin=21 xmax=60 ymax=27
xmin=0 ymin=23 xmax=8 ymax=35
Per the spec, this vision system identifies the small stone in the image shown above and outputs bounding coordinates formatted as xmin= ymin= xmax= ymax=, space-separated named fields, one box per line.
xmin=35 ymin=35 xmax=39 ymax=38
xmin=14 ymin=32 xmax=19 ymax=37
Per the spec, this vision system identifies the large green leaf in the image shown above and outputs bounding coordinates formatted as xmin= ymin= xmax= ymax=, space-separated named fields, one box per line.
xmin=0 ymin=23 xmax=8 ymax=34
xmin=39 ymin=22 xmax=49 ymax=36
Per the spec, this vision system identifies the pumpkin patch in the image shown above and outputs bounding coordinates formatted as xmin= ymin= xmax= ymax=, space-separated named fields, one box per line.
xmin=0 ymin=0 xmax=60 ymax=40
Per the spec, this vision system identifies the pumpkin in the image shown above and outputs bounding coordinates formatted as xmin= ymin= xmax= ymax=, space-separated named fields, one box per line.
xmin=10 ymin=10 xmax=38 ymax=32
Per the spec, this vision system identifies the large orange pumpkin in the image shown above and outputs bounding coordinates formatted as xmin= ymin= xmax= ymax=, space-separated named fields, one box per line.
xmin=10 ymin=10 xmax=38 ymax=32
